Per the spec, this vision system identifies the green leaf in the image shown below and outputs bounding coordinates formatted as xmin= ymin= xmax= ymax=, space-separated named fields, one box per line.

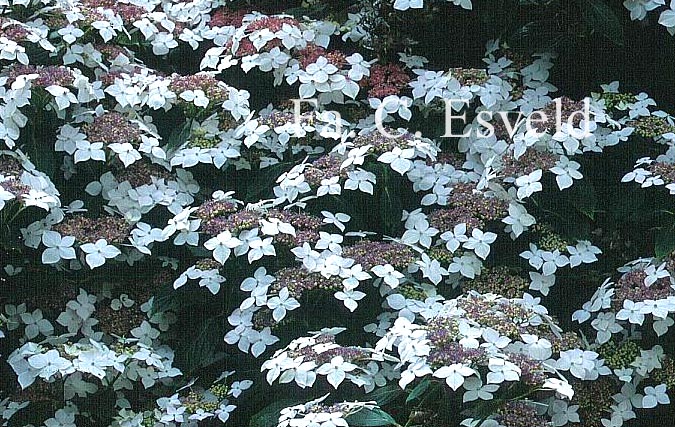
xmin=187 ymin=245 xmax=211 ymax=258
xmin=580 ymin=0 xmax=624 ymax=46
xmin=245 ymin=162 xmax=290 ymax=200
xmin=249 ymin=399 xmax=300 ymax=427
xmin=406 ymin=378 xmax=431 ymax=403
xmin=655 ymin=225 xmax=675 ymax=258
xmin=379 ymin=167 xmax=403 ymax=236
xmin=178 ymin=317 xmax=224 ymax=374
xmin=165 ymin=120 xmax=193 ymax=151
xmin=567 ymin=179 xmax=597 ymax=220
xmin=29 ymin=135 xmax=59 ymax=180
xmin=346 ymin=408 xmax=397 ymax=427
xmin=508 ymin=20 xmax=566 ymax=51
xmin=606 ymin=186 xmax=645 ymax=223
xmin=368 ymin=384 xmax=403 ymax=406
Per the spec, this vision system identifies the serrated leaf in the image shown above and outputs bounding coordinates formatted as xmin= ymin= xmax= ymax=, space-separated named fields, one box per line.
xmin=165 ymin=120 xmax=193 ymax=151
xmin=655 ymin=225 xmax=675 ymax=258
xmin=368 ymin=384 xmax=403 ymax=406
xmin=346 ymin=408 xmax=397 ymax=427
xmin=567 ymin=179 xmax=596 ymax=220
xmin=406 ymin=378 xmax=431 ymax=403
xmin=380 ymin=167 xmax=403 ymax=236
xmin=178 ymin=317 xmax=224 ymax=374
xmin=507 ymin=20 xmax=566 ymax=51
xmin=580 ymin=0 xmax=625 ymax=46
xmin=606 ymin=186 xmax=645 ymax=223
xmin=186 ymin=245 xmax=212 ymax=258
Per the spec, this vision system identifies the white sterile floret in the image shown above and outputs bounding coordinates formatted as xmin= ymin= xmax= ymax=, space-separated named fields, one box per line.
xmin=659 ymin=1 xmax=675 ymax=35
xmin=266 ymin=287 xmax=301 ymax=322
xmin=503 ymin=202 xmax=536 ymax=238
xmin=45 ymin=85 xmax=77 ymax=111
xmin=539 ymin=249 xmax=570 ymax=276
xmin=344 ymin=169 xmax=375 ymax=194
xmin=643 ymin=262 xmax=670 ymax=286
xmin=440 ymin=223 xmax=469 ymax=252
xmin=378 ymin=147 xmax=416 ymax=175
xmin=529 ymin=272 xmax=556 ymax=296
xmin=21 ymin=309 xmax=54 ymax=340
xmin=247 ymin=237 xmax=276 ymax=263
xmin=74 ymin=140 xmax=105 ymax=163
xmin=624 ymin=0 xmax=665 ymax=21
xmin=204 ymin=231 xmax=242 ymax=264
xmin=393 ymin=0 xmax=423 ymax=11
xmin=448 ymin=253 xmax=482 ymax=279
xmin=321 ymin=211 xmax=351 ymax=231
xmin=591 ymin=312 xmax=623 ymax=344
xmin=335 ymin=288 xmax=366 ymax=312
xmin=0 ymin=183 xmax=14 ymax=210
xmin=550 ymin=156 xmax=583 ymax=190
xmin=260 ymin=217 xmax=296 ymax=236
xmin=616 ymin=299 xmax=646 ymax=325
xmin=108 ymin=143 xmax=142 ymax=167
xmin=433 ymin=363 xmax=476 ymax=390
xmin=486 ymin=358 xmax=520 ymax=384
xmin=80 ymin=239 xmax=121 ymax=269
xmin=370 ymin=95 xmax=413 ymax=121
xmin=462 ymin=377 xmax=499 ymax=402
xmin=549 ymin=400 xmax=580 ymax=427
xmin=402 ymin=218 xmax=438 ymax=248
xmin=515 ymin=169 xmax=543 ymax=199
xmin=316 ymin=232 xmax=343 ymax=253
xmin=317 ymin=176 xmax=341 ymax=196
xmin=556 ymin=349 xmax=605 ymax=380
xmin=567 ymin=240 xmax=602 ymax=267
xmin=173 ymin=265 xmax=226 ymax=294
xmin=41 ymin=231 xmax=76 ymax=265
xmin=642 ymin=384 xmax=670 ymax=408
xmin=543 ymin=378 xmax=575 ymax=399
xmin=298 ymin=56 xmax=338 ymax=98
xmin=372 ymin=264 xmax=404 ymax=288
xmin=179 ymin=89 xmax=209 ymax=107
xmin=462 ymin=228 xmax=497 ymax=259
xmin=415 ymin=253 xmax=449 ymax=285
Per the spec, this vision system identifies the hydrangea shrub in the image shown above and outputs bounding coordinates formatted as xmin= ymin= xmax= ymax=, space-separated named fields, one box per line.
xmin=0 ymin=1 xmax=674 ymax=427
